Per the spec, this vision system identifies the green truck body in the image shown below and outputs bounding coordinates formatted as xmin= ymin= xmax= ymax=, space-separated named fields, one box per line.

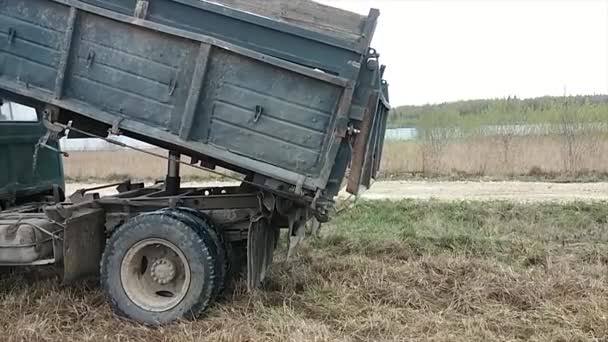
xmin=0 ymin=106 xmax=64 ymax=206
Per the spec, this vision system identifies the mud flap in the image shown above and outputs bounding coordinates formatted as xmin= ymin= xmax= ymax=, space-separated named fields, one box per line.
xmin=247 ymin=218 xmax=277 ymax=290
xmin=61 ymin=208 xmax=105 ymax=283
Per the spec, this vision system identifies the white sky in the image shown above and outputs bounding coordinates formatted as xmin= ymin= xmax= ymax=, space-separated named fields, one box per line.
xmin=318 ymin=0 xmax=608 ymax=106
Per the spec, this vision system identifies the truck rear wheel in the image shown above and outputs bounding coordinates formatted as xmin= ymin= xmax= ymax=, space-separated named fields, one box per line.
xmin=100 ymin=211 xmax=216 ymax=325
xmin=160 ymin=208 xmax=229 ymax=297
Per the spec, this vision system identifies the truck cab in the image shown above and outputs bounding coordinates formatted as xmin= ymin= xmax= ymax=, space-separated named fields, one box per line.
xmin=0 ymin=101 xmax=65 ymax=209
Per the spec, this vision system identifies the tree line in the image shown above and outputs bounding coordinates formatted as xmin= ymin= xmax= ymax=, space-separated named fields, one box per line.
xmin=389 ymin=95 xmax=608 ymax=129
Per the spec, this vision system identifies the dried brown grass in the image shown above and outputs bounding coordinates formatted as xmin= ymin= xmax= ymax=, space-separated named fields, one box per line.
xmin=2 ymin=200 xmax=608 ymax=341
xmin=381 ymin=135 xmax=608 ymax=179
xmin=63 ymin=135 xmax=608 ymax=183
xmin=4 ymin=247 xmax=608 ymax=341
xmin=63 ymin=148 xmax=229 ymax=182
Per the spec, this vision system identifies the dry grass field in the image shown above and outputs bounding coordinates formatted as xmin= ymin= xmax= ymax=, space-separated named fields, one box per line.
xmin=63 ymin=148 xmax=231 ymax=182
xmin=2 ymin=200 xmax=608 ymax=341
xmin=10 ymin=130 xmax=607 ymax=341
xmin=62 ymin=135 xmax=608 ymax=183
xmin=381 ymin=135 xmax=608 ymax=180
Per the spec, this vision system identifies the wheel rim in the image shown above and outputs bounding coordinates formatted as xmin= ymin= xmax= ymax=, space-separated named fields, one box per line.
xmin=120 ymin=238 xmax=192 ymax=312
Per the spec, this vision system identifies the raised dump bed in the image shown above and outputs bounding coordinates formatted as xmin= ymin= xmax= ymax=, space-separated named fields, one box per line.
xmin=0 ymin=0 xmax=389 ymax=200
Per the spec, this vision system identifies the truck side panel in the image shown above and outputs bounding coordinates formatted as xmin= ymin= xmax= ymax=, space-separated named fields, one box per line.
xmin=195 ymin=49 xmax=342 ymax=175
xmin=78 ymin=0 xmax=365 ymax=78
xmin=63 ymin=12 xmax=343 ymax=176
xmin=0 ymin=0 xmax=69 ymax=91
xmin=66 ymin=12 xmax=198 ymax=129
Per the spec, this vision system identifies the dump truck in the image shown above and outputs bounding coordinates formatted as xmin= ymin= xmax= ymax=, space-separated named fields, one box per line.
xmin=0 ymin=0 xmax=389 ymax=324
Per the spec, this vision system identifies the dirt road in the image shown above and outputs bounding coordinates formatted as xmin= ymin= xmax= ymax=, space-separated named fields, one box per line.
xmin=353 ymin=180 xmax=608 ymax=202
xmin=66 ymin=180 xmax=608 ymax=202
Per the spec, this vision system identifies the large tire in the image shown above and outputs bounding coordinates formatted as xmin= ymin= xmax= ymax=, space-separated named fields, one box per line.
xmin=160 ymin=208 xmax=228 ymax=297
xmin=100 ymin=211 xmax=216 ymax=325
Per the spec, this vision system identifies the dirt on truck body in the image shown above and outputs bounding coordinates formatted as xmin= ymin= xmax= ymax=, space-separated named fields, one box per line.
xmin=0 ymin=0 xmax=389 ymax=324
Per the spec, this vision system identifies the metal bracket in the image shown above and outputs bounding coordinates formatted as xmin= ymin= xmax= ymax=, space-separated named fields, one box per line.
xmin=86 ymin=50 xmax=95 ymax=68
xmin=38 ymin=142 xmax=69 ymax=157
xmin=109 ymin=117 xmax=124 ymax=135
xmin=133 ymin=0 xmax=149 ymax=19
xmin=262 ymin=193 xmax=276 ymax=212
xmin=34 ymin=108 xmax=69 ymax=172
xmin=167 ymin=78 xmax=176 ymax=97
xmin=7 ymin=28 xmax=16 ymax=45
xmin=311 ymin=189 xmax=321 ymax=210
xmin=69 ymin=190 xmax=99 ymax=204
xmin=294 ymin=176 xmax=305 ymax=196
xmin=41 ymin=106 xmax=63 ymax=132
xmin=346 ymin=123 xmax=361 ymax=136
xmin=253 ymin=105 xmax=264 ymax=123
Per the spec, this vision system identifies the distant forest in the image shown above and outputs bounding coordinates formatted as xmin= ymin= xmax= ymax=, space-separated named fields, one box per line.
xmin=389 ymin=95 xmax=608 ymax=129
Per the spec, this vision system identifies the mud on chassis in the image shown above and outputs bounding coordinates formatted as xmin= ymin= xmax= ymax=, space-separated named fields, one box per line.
xmin=5 ymin=148 xmax=320 ymax=325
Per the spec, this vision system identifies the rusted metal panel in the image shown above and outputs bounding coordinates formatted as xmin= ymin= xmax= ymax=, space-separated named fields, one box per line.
xmin=0 ymin=0 xmax=69 ymax=91
xmin=54 ymin=6 xmax=78 ymax=99
xmin=178 ymin=43 xmax=211 ymax=140
xmin=65 ymin=12 xmax=198 ymax=128
xmin=62 ymin=207 xmax=105 ymax=282
xmin=207 ymin=0 xmax=366 ymax=42
xmin=347 ymin=90 xmax=379 ymax=194
xmin=247 ymin=218 xmax=277 ymax=290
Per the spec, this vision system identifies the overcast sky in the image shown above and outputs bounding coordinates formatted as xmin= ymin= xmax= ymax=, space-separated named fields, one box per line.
xmin=318 ymin=0 xmax=608 ymax=106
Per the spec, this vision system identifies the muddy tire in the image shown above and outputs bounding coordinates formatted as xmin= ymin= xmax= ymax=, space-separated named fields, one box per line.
xmin=160 ymin=208 xmax=228 ymax=297
xmin=100 ymin=211 xmax=216 ymax=325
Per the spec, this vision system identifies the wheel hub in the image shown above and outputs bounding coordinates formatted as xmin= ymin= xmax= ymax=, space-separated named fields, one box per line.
xmin=120 ymin=238 xmax=191 ymax=312
xmin=150 ymin=258 xmax=176 ymax=285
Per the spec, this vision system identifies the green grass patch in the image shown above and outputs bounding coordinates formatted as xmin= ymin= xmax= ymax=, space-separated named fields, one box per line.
xmin=316 ymin=200 xmax=608 ymax=260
